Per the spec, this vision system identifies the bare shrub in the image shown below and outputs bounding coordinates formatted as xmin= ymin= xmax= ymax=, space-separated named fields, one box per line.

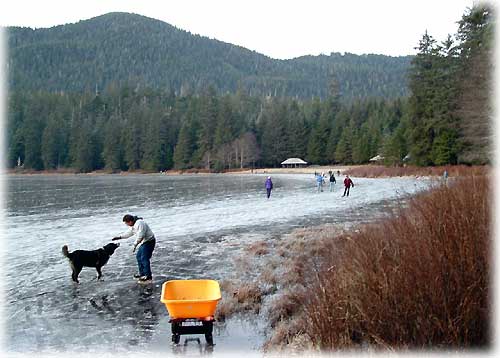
xmin=216 ymin=279 xmax=265 ymax=319
xmin=267 ymin=288 xmax=305 ymax=328
xmin=232 ymin=255 xmax=252 ymax=274
xmin=345 ymin=164 xmax=488 ymax=178
xmin=303 ymin=175 xmax=491 ymax=349
xmin=223 ymin=172 xmax=490 ymax=351
xmin=263 ymin=317 xmax=312 ymax=352
xmin=216 ymin=294 xmax=238 ymax=321
xmin=235 ymin=282 xmax=263 ymax=306
xmin=216 ymin=279 xmax=239 ymax=321
xmin=259 ymin=265 xmax=278 ymax=286
xmin=245 ymin=240 xmax=269 ymax=256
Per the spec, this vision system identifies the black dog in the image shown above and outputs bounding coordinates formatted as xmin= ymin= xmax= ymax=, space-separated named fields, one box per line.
xmin=62 ymin=243 xmax=120 ymax=283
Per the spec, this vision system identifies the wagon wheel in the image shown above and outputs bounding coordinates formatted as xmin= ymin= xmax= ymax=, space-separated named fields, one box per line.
xmin=172 ymin=333 xmax=181 ymax=344
xmin=202 ymin=321 xmax=214 ymax=345
xmin=171 ymin=321 xmax=181 ymax=344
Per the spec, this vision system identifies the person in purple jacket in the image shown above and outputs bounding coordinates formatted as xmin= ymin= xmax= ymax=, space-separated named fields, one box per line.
xmin=265 ymin=176 xmax=273 ymax=199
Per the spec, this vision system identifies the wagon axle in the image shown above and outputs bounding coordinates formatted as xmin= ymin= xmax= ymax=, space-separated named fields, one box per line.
xmin=170 ymin=318 xmax=214 ymax=345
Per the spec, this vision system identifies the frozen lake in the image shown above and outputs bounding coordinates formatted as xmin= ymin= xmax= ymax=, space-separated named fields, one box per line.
xmin=4 ymin=173 xmax=431 ymax=353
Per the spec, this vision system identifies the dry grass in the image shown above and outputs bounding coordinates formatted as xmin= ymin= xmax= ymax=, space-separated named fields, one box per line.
xmin=8 ymin=167 xmax=80 ymax=175
xmin=216 ymin=280 xmax=265 ymax=320
xmin=267 ymin=288 xmax=305 ymax=329
xmin=259 ymin=174 xmax=491 ymax=352
xmin=244 ymin=240 xmax=270 ymax=256
xmin=221 ymin=174 xmax=491 ymax=352
xmin=345 ymin=164 xmax=488 ymax=178
xmin=235 ymin=282 xmax=263 ymax=306
xmin=263 ymin=317 xmax=314 ymax=352
xmin=258 ymin=261 xmax=280 ymax=286
xmin=217 ymin=225 xmax=344 ymax=326
xmin=301 ymin=174 xmax=491 ymax=350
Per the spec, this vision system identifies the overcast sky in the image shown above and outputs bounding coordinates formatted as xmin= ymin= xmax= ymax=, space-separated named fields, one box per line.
xmin=0 ymin=0 xmax=476 ymax=59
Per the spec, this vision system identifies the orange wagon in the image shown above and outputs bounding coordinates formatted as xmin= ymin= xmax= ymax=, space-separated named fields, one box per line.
xmin=160 ymin=279 xmax=221 ymax=345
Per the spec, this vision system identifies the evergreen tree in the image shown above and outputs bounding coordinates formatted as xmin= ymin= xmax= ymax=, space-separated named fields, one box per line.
xmin=214 ymin=97 xmax=235 ymax=148
xmin=141 ymin=103 xmax=171 ymax=171
xmin=260 ymin=100 xmax=289 ymax=167
xmin=123 ymin=109 xmax=144 ymax=170
xmin=431 ymin=129 xmax=458 ymax=165
xmin=407 ymin=31 xmax=439 ymax=165
xmin=286 ymin=100 xmax=309 ymax=158
xmin=173 ymin=121 xmax=195 ymax=169
xmin=335 ymin=126 xmax=353 ymax=164
xmin=454 ymin=4 xmax=494 ymax=164
xmin=307 ymin=107 xmax=331 ymax=165
xmin=22 ymin=117 xmax=44 ymax=170
xmin=407 ymin=28 xmax=465 ymax=166
xmin=7 ymin=92 xmax=27 ymax=167
xmin=351 ymin=128 xmax=371 ymax=164
xmin=73 ymin=119 xmax=98 ymax=172
xmin=102 ymin=113 xmax=124 ymax=171
xmin=41 ymin=113 xmax=66 ymax=169
xmin=326 ymin=108 xmax=349 ymax=163
xmin=194 ymin=87 xmax=218 ymax=169
xmin=213 ymin=97 xmax=236 ymax=169
xmin=383 ymin=120 xmax=408 ymax=165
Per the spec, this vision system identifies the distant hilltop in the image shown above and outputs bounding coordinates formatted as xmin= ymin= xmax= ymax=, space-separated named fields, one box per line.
xmin=6 ymin=12 xmax=412 ymax=100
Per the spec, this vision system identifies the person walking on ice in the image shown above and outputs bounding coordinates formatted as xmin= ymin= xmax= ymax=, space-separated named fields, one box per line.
xmin=316 ymin=172 xmax=325 ymax=192
xmin=113 ymin=214 xmax=156 ymax=284
xmin=265 ymin=176 xmax=273 ymax=199
xmin=329 ymin=172 xmax=336 ymax=191
xmin=342 ymin=175 xmax=354 ymax=197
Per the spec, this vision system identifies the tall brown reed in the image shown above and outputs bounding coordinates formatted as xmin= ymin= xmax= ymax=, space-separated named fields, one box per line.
xmin=345 ymin=164 xmax=488 ymax=178
xmin=303 ymin=175 xmax=491 ymax=350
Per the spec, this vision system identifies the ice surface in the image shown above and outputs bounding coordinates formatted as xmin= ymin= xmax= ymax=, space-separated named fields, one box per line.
xmin=4 ymin=173 xmax=432 ymax=352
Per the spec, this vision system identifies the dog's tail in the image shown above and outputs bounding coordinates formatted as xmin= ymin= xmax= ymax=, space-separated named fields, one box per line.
xmin=62 ymin=245 xmax=70 ymax=257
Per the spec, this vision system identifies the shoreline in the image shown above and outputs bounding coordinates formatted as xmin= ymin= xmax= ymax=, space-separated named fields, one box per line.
xmin=4 ymin=165 xmax=357 ymax=176
xmin=5 ymin=164 xmax=485 ymax=177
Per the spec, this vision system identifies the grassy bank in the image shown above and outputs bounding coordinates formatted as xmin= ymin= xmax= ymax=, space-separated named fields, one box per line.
xmin=301 ymin=174 xmax=491 ymax=351
xmin=8 ymin=164 xmax=487 ymax=177
xmin=344 ymin=164 xmax=488 ymax=178
xmin=218 ymin=173 xmax=491 ymax=352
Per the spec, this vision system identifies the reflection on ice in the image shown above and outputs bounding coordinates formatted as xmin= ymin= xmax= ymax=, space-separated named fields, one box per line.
xmin=5 ymin=173 xmax=431 ymax=352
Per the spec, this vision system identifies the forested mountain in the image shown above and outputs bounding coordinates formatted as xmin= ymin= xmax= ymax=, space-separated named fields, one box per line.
xmin=6 ymin=5 xmax=493 ymax=172
xmin=7 ymin=12 xmax=411 ymax=101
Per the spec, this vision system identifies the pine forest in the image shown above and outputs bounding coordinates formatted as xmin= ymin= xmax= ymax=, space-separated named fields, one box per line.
xmin=6 ymin=5 xmax=493 ymax=172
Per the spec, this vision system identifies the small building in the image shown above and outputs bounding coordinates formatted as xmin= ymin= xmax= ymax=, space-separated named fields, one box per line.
xmin=281 ymin=158 xmax=308 ymax=168
xmin=369 ymin=154 xmax=384 ymax=162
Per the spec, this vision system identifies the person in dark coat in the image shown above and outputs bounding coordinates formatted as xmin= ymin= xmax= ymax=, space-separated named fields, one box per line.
xmin=443 ymin=170 xmax=449 ymax=185
xmin=329 ymin=172 xmax=336 ymax=192
xmin=342 ymin=175 xmax=354 ymax=197
xmin=265 ymin=176 xmax=273 ymax=199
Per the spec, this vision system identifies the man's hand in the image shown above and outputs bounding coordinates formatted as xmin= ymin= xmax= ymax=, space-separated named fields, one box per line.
xmin=132 ymin=244 xmax=137 ymax=253
xmin=112 ymin=237 xmax=121 ymax=241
